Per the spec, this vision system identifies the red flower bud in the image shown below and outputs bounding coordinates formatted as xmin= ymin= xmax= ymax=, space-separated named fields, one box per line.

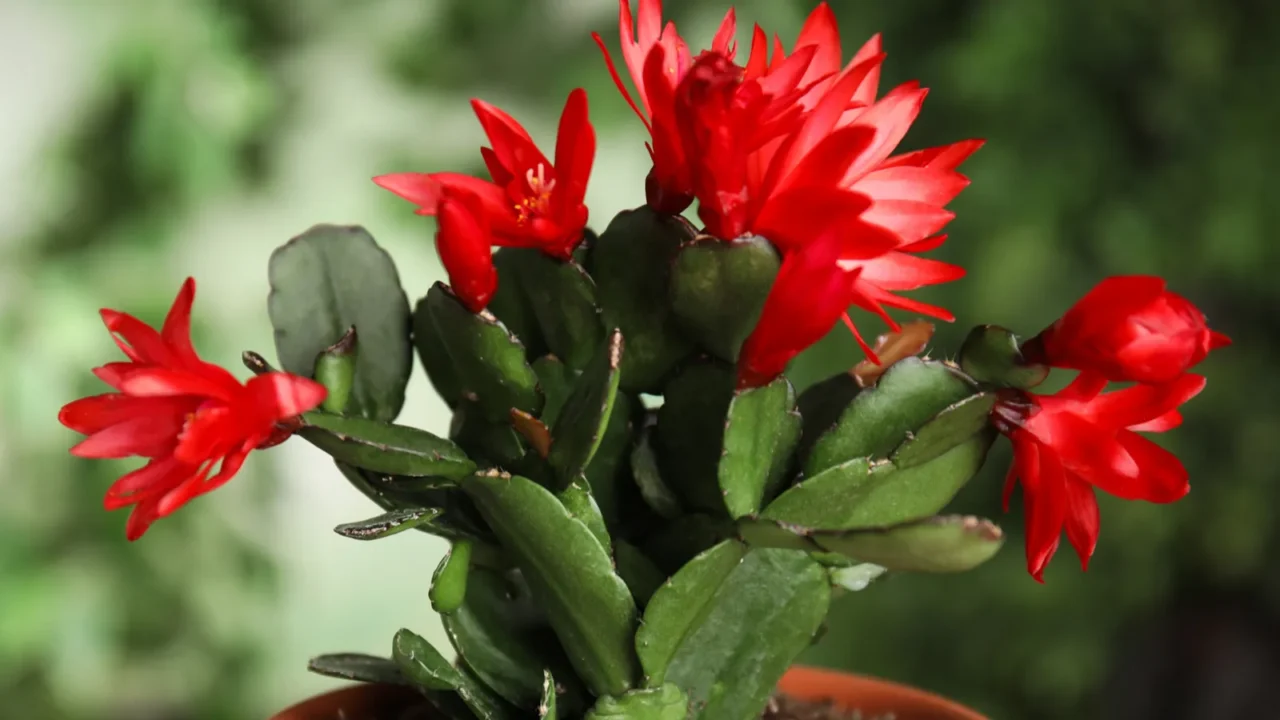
xmin=435 ymin=190 xmax=499 ymax=313
xmin=1023 ymin=275 xmax=1230 ymax=384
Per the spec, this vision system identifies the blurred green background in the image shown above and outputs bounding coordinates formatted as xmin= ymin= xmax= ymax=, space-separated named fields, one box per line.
xmin=0 ymin=0 xmax=1273 ymax=718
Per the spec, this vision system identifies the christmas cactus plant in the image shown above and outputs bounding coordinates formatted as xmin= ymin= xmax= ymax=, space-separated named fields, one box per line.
xmin=58 ymin=1 xmax=1228 ymax=718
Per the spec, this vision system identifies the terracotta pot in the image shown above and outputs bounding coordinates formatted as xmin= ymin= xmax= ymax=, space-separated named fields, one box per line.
xmin=270 ymin=666 xmax=987 ymax=719
xmin=779 ymin=665 xmax=988 ymax=720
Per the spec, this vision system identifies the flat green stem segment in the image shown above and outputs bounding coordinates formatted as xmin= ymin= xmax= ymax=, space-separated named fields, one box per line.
xmin=462 ymin=472 xmax=640 ymax=697
xmin=392 ymin=628 xmax=462 ymax=691
xmin=763 ymin=431 xmax=995 ymax=529
xmin=455 ymin=662 xmax=523 ymax=720
xmin=488 ymin=248 xmax=548 ymax=358
xmin=891 ymin=392 xmax=995 ymax=469
xmin=720 ymin=376 xmax=801 ymax=518
xmin=958 ymin=324 xmax=1049 ymax=390
xmin=518 ymin=250 xmax=606 ymax=371
xmin=533 ymin=355 xmax=575 ymax=427
xmin=307 ymin=653 xmax=407 ymax=685
xmin=332 ymin=462 xmax=494 ymax=544
xmin=413 ymin=295 xmax=464 ymax=408
xmin=539 ymin=670 xmax=558 ymax=719
xmin=593 ymin=207 xmax=697 ymax=392
xmin=301 ymin=411 xmax=476 ymax=478
xmin=742 ymin=515 xmax=1006 ymax=573
xmin=334 ymin=507 xmax=444 ymax=540
xmin=430 ymin=540 xmax=472 ymax=614
xmin=654 ymin=361 xmax=736 ymax=513
xmin=449 ymin=399 xmax=527 ymax=469
xmin=425 ymin=282 xmax=543 ymax=422
xmin=268 ymin=224 xmax=412 ymax=422
xmin=669 ymin=235 xmax=780 ymax=362
xmin=586 ymin=684 xmax=688 ymax=720
xmin=549 ymin=330 xmax=624 ymax=486
xmin=631 ymin=428 xmax=683 ymax=519
xmin=613 ymin=540 xmax=667 ymax=607
xmin=560 ymin=481 xmax=613 ymax=556
xmin=644 ymin=545 xmax=831 ymax=720
xmin=805 ymin=358 xmax=976 ymax=476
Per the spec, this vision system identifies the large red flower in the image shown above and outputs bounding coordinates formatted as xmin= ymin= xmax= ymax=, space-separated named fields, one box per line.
xmin=993 ymin=372 xmax=1205 ymax=581
xmin=375 ymin=89 xmax=596 ymax=310
xmin=1021 ymin=275 xmax=1231 ymax=384
xmin=58 ymin=279 xmax=327 ymax=540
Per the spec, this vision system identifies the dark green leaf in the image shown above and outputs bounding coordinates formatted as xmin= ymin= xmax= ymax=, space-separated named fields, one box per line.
xmin=658 ymin=548 xmax=830 ymax=720
xmin=613 ymin=540 xmax=667 ymax=607
xmin=427 ymin=282 xmax=543 ymax=422
xmin=654 ymin=361 xmax=736 ymax=513
xmin=548 ymin=330 xmax=623 ymax=486
xmin=334 ymin=462 xmax=494 ymax=544
xmin=268 ymin=224 xmax=411 ymax=421
xmin=958 ymin=324 xmax=1049 ymax=390
xmin=489 ymin=248 xmax=548 ymax=358
xmin=560 ymin=481 xmax=612 ymax=556
xmin=430 ymin=540 xmax=473 ymax=614
xmin=795 ymin=372 xmax=861 ymax=463
xmin=890 ymin=392 xmax=996 ymax=469
xmin=307 ymin=653 xmax=407 ymax=685
xmin=720 ymin=376 xmax=802 ymax=518
xmin=455 ymin=662 xmax=523 ymax=720
xmin=669 ymin=235 xmax=780 ymax=362
xmin=586 ymin=684 xmax=688 ymax=720
xmin=392 ymin=628 xmax=462 ymax=691
xmin=584 ymin=391 xmax=641 ymax=532
xmin=805 ymin=358 xmax=976 ymax=476
xmin=533 ymin=355 xmax=575 ymax=426
xmin=334 ymin=507 xmax=444 ymax=540
xmin=641 ymin=514 xmax=735 ymax=576
xmin=630 ymin=427 xmax=682 ymax=520
xmin=413 ymin=294 xmax=464 ymax=409
xmin=520 ymin=251 xmax=606 ymax=370
xmin=747 ymin=516 xmax=1006 ymax=573
xmin=450 ymin=398 xmax=527 ymax=468
xmin=301 ymin=411 xmax=475 ymax=478
xmin=462 ymin=471 xmax=640 ymax=697
xmin=594 ymin=208 xmax=697 ymax=392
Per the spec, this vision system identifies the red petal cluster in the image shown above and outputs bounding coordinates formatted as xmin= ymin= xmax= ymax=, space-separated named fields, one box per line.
xmin=995 ymin=279 xmax=1228 ymax=581
xmin=375 ymin=89 xmax=596 ymax=312
xmin=58 ymin=279 xmax=327 ymax=540
xmin=598 ymin=1 xmax=980 ymax=386
xmin=1021 ymin=275 xmax=1232 ymax=384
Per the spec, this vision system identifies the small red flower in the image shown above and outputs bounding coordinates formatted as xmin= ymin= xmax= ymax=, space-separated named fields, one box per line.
xmin=374 ymin=89 xmax=596 ymax=308
xmin=435 ymin=189 xmax=500 ymax=313
xmin=993 ymin=372 xmax=1205 ymax=581
xmin=1021 ymin=275 xmax=1231 ymax=384
xmin=58 ymin=279 xmax=327 ymax=540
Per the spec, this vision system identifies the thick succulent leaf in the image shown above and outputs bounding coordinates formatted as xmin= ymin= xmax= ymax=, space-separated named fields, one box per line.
xmin=548 ymin=330 xmax=623 ymax=486
xmin=490 ymin=248 xmax=548 ymax=358
xmin=891 ymin=392 xmax=995 ymax=468
xmin=413 ymin=295 xmax=464 ymax=409
xmin=655 ymin=548 xmax=830 ymax=720
xmin=268 ymin=224 xmax=412 ymax=421
xmin=539 ymin=670 xmax=557 ymax=719
xmin=519 ymin=250 xmax=606 ymax=370
xmin=314 ymin=328 xmax=357 ymax=414
xmin=450 ymin=399 xmax=527 ymax=468
xmin=959 ymin=324 xmax=1049 ymax=390
xmin=334 ymin=462 xmax=494 ymax=543
xmin=743 ymin=516 xmax=1006 ymax=573
xmin=334 ymin=507 xmax=444 ymax=540
xmin=302 ymin=412 xmax=476 ymax=478
xmin=805 ymin=358 xmax=976 ymax=476
xmin=582 ymin=391 xmax=640 ymax=531
xmin=763 ymin=431 xmax=995 ymax=529
xmin=533 ymin=355 xmax=575 ymax=426
xmin=392 ymin=628 xmax=462 ymax=691
xmin=669 ymin=235 xmax=780 ymax=361
xmin=593 ymin=207 xmax=697 ymax=392
xmin=455 ymin=662 xmax=523 ymax=720
xmin=654 ymin=361 xmax=736 ymax=513
xmin=614 ymin=540 xmax=666 ymax=607
xmin=462 ymin=471 xmax=640 ymax=697
xmin=795 ymin=372 xmax=861 ymax=463
xmin=426 ymin=282 xmax=543 ymax=422
xmin=720 ymin=376 xmax=802 ymax=518
xmin=430 ymin=540 xmax=472 ymax=614
xmin=307 ymin=653 xmax=407 ymax=685
xmin=443 ymin=567 xmax=585 ymax=713
xmin=560 ymin=482 xmax=612 ymax=556
xmin=586 ymin=684 xmax=688 ymax=720
xmin=630 ymin=427 xmax=682 ymax=520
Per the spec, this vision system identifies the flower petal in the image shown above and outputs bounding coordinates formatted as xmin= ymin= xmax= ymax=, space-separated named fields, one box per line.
xmin=117 ymin=367 xmax=237 ymax=401
xmin=1063 ymin=475 xmax=1100 ymax=570
xmin=470 ymin=99 xmax=550 ymax=178
xmin=59 ymin=393 xmax=194 ymax=435
xmin=158 ymin=443 xmax=253 ymax=518
xmin=70 ymin=414 xmax=185 ymax=459
xmin=552 ymin=88 xmax=596 ymax=218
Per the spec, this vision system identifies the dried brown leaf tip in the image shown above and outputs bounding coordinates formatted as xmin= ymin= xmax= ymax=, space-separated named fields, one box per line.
xmin=852 ymin=321 xmax=935 ymax=388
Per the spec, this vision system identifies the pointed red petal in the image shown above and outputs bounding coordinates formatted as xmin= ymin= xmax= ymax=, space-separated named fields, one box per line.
xmin=70 ymin=413 xmax=186 ymax=459
xmin=470 ymin=99 xmax=550 ymax=177
xmin=837 ymin=83 xmax=928 ymax=184
xmin=60 ymin=394 xmax=194 ymax=435
xmin=881 ymin=138 xmax=984 ymax=171
xmin=552 ymin=88 xmax=596 ymax=217
xmin=1063 ymin=475 xmax=1100 ymax=570
xmin=861 ymin=199 xmax=955 ymax=245
xmin=158 ymin=443 xmax=252 ymax=517
xmin=435 ymin=192 xmax=499 ymax=312
xmin=854 ymin=166 xmax=970 ymax=206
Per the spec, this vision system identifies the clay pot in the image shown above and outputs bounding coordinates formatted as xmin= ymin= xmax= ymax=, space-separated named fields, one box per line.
xmin=270 ymin=666 xmax=987 ymax=720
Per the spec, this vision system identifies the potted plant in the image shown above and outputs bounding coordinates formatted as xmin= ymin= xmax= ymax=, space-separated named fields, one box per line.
xmin=57 ymin=1 xmax=1228 ymax=718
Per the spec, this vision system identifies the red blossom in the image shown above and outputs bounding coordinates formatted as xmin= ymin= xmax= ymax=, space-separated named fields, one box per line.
xmin=1021 ymin=275 xmax=1231 ymax=384
xmin=57 ymin=279 xmax=327 ymax=540
xmin=374 ymin=89 xmax=596 ymax=309
xmin=993 ymin=372 xmax=1205 ymax=581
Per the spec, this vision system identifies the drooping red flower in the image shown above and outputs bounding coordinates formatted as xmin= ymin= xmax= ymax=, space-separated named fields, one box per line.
xmin=58 ymin=279 xmax=327 ymax=540
xmin=993 ymin=372 xmax=1205 ymax=581
xmin=434 ymin=189 xmax=500 ymax=313
xmin=374 ymin=89 xmax=596 ymax=309
xmin=1020 ymin=275 xmax=1231 ymax=384
xmin=592 ymin=0 xmax=738 ymax=213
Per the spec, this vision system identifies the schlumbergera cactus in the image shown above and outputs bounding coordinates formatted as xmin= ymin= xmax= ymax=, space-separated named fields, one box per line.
xmin=58 ymin=2 xmax=1230 ymax=719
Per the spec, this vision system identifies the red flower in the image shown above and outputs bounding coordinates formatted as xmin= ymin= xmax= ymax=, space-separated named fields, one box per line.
xmin=1021 ymin=275 xmax=1231 ymax=384
xmin=58 ymin=279 xmax=327 ymax=540
xmin=593 ymin=0 xmax=738 ymax=213
xmin=374 ymin=89 xmax=596 ymax=308
xmin=993 ymin=372 xmax=1205 ymax=581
